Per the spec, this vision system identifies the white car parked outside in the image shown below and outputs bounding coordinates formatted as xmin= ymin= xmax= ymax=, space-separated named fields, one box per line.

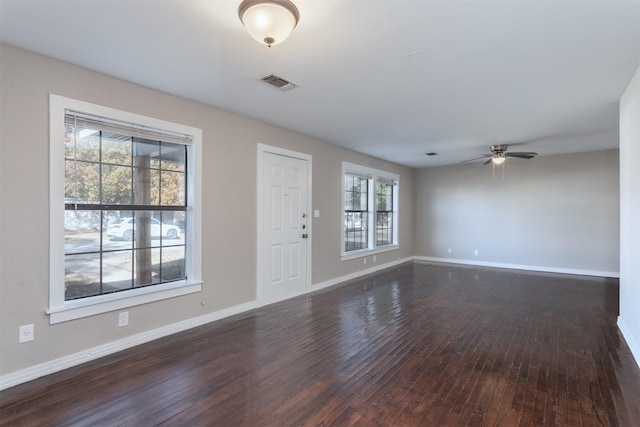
xmin=106 ymin=217 xmax=180 ymax=241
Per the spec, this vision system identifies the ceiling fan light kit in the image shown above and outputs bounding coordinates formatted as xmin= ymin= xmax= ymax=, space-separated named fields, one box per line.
xmin=238 ymin=0 xmax=300 ymax=47
xmin=492 ymin=156 xmax=506 ymax=165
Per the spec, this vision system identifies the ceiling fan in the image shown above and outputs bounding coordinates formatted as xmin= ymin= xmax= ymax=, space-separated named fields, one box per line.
xmin=461 ymin=144 xmax=538 ymax=166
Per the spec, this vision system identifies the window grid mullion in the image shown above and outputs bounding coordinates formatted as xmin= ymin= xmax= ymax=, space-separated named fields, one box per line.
xmin=65 ymin=204 xmax=187 ymax=211
xmin=367 ymin=178 xmax=373 ymax=250
xmin=73 ymin=116 xmax=79 ymax=210
xmin=129 ymin=139 xmax=135 ymax=291
xmin=158 ymin=142 xmax=163 ymax=206
xmin=99 ymin=131 xmax=104 ymax=296
xmin=157 ymin=212 xmax=161 ymax=284
xmin=158 ymin=147 xmax=164 ymax=278
xmin=183 ymin=145 xmax=188 ymax=207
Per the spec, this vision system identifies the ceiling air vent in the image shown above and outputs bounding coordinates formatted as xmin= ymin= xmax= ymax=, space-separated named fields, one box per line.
xmin=262 ymin=74 xmax=297 ymax=91
xmin=425 ymin=152 xmax=439 ymax=156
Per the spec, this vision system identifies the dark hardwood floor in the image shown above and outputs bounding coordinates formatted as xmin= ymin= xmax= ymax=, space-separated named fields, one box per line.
xmin=2 ymin=262 xmax=639 ymax=426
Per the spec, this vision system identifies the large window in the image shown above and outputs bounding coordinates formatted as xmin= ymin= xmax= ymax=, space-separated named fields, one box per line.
xmin=49 ymin=95 xmax=202 ymax=323
xmin=342 ymin=162 xmax=398 ymax=259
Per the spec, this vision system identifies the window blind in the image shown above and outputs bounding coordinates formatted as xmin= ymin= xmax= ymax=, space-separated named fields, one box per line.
xmin=65 ymin=110 xmax=193 ymax=145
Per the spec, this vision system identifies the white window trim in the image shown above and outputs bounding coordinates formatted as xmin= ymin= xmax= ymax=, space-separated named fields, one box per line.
xmin=48 ymin=94 xmax=203 ymax=324
xmin=341 ymin=162 xmax=399 ymax=261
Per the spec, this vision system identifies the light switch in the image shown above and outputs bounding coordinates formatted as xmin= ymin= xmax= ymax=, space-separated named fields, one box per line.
xmin=314 ymin=210 xmax=320 ymax=218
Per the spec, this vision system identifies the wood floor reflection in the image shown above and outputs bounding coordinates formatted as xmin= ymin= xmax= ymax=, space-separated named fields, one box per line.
xmin=2 ymin=262 xmax=639 ymax=426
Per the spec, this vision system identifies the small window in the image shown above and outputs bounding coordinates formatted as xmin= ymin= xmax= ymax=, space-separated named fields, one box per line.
xmin=342 ymin=162 xmax=398 ymax=259
xmin=344 ymin=174 xmax=369 ymax=252
xmin=50 ymin=95 xmax=202 ymax=323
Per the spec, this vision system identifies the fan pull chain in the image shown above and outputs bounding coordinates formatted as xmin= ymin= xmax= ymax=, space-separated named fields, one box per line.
xmin=492 ymin=161 xmax=506 ymax=178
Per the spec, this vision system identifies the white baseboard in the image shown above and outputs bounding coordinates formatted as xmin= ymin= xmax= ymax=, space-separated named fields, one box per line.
xmin=0 ymin=300 xmax=257 ymax=391
xmin=414 ymin=256 xmax=619 ymax=278
xmin=312 ymin=256 xmax=415 ymax=292
xmin=618 ymin=316 xmax=640 ymax=369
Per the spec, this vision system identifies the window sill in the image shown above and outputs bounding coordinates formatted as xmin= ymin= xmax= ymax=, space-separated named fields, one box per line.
xmin=47 ymin=281 xmax=202 ymax=324
xmin=341 ymin=244 xmax=399 ymax=261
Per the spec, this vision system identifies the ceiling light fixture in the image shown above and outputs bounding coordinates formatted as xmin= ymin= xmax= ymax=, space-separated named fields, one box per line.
xmin=238 ymin=0 xmax=300 ymax=48
xmin=492 ymin=155 xmax=506 ymax=165
xmin=491 ymin=154 xmax=506 ymax=165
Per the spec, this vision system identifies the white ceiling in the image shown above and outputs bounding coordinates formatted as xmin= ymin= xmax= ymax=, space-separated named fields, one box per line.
xmin=1 ymin=0 xmax=639 ymax=168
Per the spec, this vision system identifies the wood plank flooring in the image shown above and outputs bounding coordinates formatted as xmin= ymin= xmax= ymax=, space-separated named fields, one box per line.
xmin=1 ymin=262 xmax=639 ymax=426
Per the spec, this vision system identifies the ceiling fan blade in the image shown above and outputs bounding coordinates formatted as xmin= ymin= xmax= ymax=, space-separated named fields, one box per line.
xmin=460 ymin=155 xmax=491 ymax=164
xmin=483 ymin=159 xmax=492 ymax=165
xmin=506 ymin=152 xmax=537 ymax=159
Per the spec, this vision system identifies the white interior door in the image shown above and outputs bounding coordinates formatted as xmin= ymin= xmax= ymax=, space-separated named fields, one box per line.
xmin=258 ymin=150 xmax=310 ymax=305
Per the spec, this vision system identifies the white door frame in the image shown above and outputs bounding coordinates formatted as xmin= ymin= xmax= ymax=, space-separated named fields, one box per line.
xmin=256 ymin=143 xmax=313 ymax=306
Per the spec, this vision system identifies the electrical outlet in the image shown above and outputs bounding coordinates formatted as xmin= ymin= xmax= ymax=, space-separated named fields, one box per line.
xmin=19 ymin=324 xmax=34 ymax=343
xmin=474 ymin=249 xmax=479 ymax=256
xmin=373 ymin=255 xmax=377 ymax=262
xmin=363 ymin=257 xmax=367 ymax=265
xmin=447 ymin=248 xmax=452 ymax=254
xmin=118 ymin=311 xmax=129 ymax=327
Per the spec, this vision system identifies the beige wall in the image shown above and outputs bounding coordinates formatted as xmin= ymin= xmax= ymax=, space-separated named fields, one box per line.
xmin=619 ymin=64 xmax=640 ymax=366
xmin=413 ymin=150 xmax=620 ymax=275
xmin=0 ymin=44 xmax=414 ymax=376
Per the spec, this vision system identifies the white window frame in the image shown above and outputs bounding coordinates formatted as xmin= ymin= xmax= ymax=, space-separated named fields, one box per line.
xmin=341 ymin=162 xmax=399 ymax=261
xmin=48 ymin=94 xmax=203 ymax=324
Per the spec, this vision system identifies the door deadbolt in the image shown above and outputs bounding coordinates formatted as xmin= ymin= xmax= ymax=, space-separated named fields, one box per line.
xmin=302 ymin=233 xmax=308 ymax=238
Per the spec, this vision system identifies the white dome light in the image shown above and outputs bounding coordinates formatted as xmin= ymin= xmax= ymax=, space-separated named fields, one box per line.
xmin=238 ymin=0 xmax=300 ymax=47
